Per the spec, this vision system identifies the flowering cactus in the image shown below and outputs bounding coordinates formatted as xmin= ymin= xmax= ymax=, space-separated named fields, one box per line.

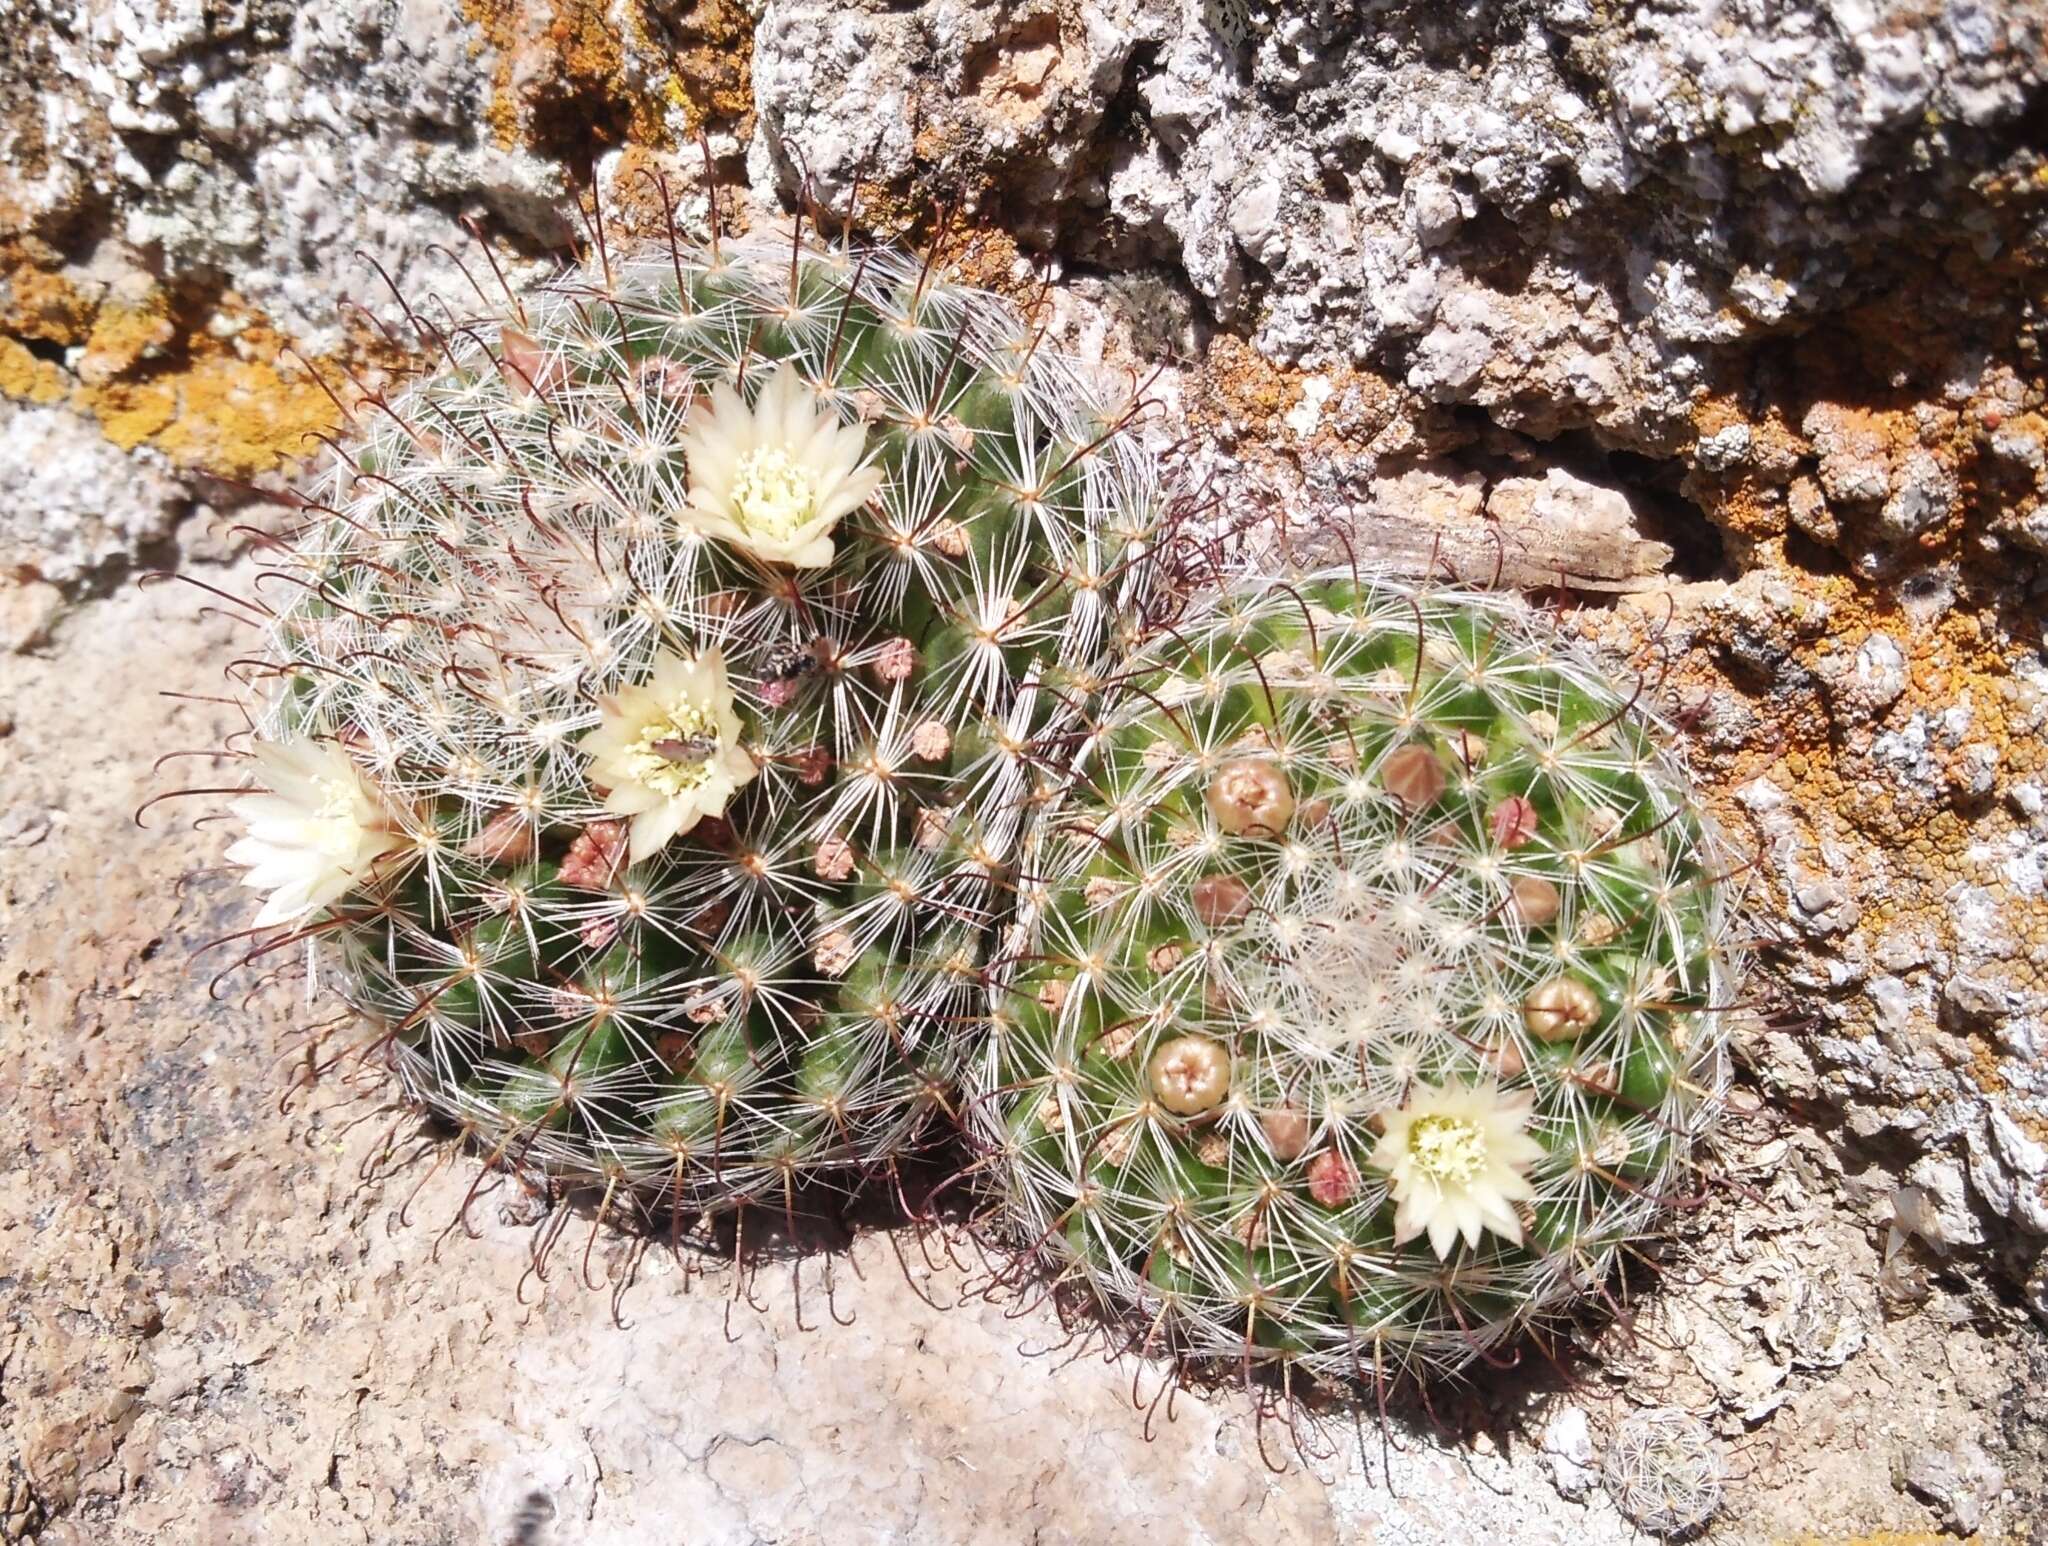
xmin=969 ymin=570 xmax=1742 ymax=1382
xmin=223 ymin=224 xmax=1158 ymax=1218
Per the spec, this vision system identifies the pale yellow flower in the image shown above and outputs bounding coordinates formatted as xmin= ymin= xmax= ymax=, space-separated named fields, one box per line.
xmin=578 ymin=647 xmax=758 ymax=863
xmin=228 ymin=739 xmax=407 ymax=927
xmin=678 ymin=362 xmax=883 ymax=568
xmin=1366 ymin=1080 xmax=1546 ymax=1257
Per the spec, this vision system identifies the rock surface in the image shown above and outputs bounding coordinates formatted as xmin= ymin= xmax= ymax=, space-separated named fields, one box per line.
xmin=4 ymin=2 xmax=2048 ymax=1542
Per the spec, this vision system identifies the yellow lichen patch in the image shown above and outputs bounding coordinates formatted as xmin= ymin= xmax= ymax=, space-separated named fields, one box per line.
xmin=0 ymin=262 xmax=96 ymax=347
xmin=936 ymin=226 xmax=1039 ymax=308
xmin=1 ymin=239 xmax=387 ymax=480
xmin=76 ymin=298 xmax=180 ymax=386
xmin=0 ymin=337 xmax=69 ymax=405
xmin=1188 ymin=333 xmax=1295 ymax=430
xmin=78 ymin=346 xmax=341 ymax=477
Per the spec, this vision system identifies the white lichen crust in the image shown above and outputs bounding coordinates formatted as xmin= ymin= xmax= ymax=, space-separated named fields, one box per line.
xmin=233 ymin=230 xmax=1158 ymax=1214
xmin=969 ymin=571 xmax=1744 ymax=1383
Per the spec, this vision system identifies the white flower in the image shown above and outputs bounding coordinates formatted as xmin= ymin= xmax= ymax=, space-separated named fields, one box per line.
xmin=227 ymin=739 xmax=407 ymax=928
xmin=1366 ymin=1080 xmax=1546 ymax=1258
xmin=678 ymin=362 xmax=883 ymax=568
xmin=578 ymin=647 xmax=757 ymax=863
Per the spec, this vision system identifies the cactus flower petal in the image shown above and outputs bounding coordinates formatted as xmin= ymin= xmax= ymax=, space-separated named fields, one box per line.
xmin=227 ymin=739 xmax=407 ymax=927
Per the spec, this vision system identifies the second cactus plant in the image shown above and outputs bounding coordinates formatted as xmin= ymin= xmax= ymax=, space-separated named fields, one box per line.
xmin=968 ymin=570 xmax=1743 ymax=1382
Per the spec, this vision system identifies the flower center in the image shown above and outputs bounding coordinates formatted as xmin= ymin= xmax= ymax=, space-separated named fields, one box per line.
xmin=729 ymin=445 xmax=820 ymax=540
xmin=624 ymin=701 xmax=721 ymax=797
xmin=313 ymin=776 xmax=358 ymax=822
xmin=1408 ymin=1113 xmax=1488 ymax=1184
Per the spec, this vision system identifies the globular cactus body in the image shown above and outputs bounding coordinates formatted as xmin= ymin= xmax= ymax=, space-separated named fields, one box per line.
xmin=970 ymin=571 xmax=1742 ymax=1382
xmin=230 ymin=228 xmax=1158 ymax=1216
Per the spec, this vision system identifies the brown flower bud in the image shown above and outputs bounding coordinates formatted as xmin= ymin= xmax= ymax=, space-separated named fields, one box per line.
xmin=1191 ymin=872 xmax=1253 ymax=928
xmin=1261 ymin=1106 xmax=1311 ymax=1161
xmin=511 ymin=1028 xmax=553 ymax=1060
xmin=1147 ymin=1034 xmax=1232 ymax=1115
xmin=1097 ymin=1022 xmax=1139 ymax=1062
xmin=1524 ymin=975 xmax=1603 ymax=1041
xmin=1380 ymin=743 xmax=1447 ymax=810
xmin=813 ymin=928 xmax=858 ymax=978
xmin=463 ymin=806 xmax=536 ymax=865
xmin=913 ymin=805 xmax=952 ymax=851
xmin=1507 ymin=874 xmax=1561 ymax=926
xmin=1096 ymin=1123 xmax=1135 ymax=1167
xmin=927 ymin=518 xmax=970 ymax=557
xmin=654 ymin=1030 xmax=692 ymax=1071
xmin=1205 ymin=757 xmax=1295 ymax=838
xmin=686 ymin=899 xmax=732 ymax=939
xmin=1146 ymin=941 xmax=1187 ymax=973
xmin=813 ymin=834 xmax=857 ymax=882
xmin=1577 ymin=910 xmax=1622 ymax=946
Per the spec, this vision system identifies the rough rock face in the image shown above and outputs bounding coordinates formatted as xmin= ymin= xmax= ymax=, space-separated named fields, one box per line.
xmin=3 ymin=1 xmax=2047 ymax=1542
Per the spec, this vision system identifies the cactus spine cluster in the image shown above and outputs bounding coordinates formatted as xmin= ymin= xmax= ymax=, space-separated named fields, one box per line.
xmin=967 ymin=571 xmax=1741 ymax=1382
xmin=233 ymin=226 xmax=1157 ymax=1217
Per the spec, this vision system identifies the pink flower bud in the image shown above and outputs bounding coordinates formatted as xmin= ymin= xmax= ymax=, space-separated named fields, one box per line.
xmin=559 ymin=819 xmax=628 ymax=890
xmin=1306 ymin=1149 xmax=1361 ymax=1207
xmin=499 ymin=326 xmax=570 ymax=398
xmin=910 ymin=719 xmax=952 ymax=762
xmin=1489 ymin=795 xmax=1540 ymax=849
xmin=463 ymin=806 xmax=536 ymax=864
xmin=871 ymin=636 xmax=919 ymax=684
xmin=813 ymin=834 xmax=857 ymax=882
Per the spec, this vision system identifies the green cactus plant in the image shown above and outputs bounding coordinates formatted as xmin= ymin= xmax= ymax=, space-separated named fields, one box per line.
xmin=968 ymin=569 xmax=1743 ymax=1383
xmin=220 ymin=223 xmax=1160 ymax=1220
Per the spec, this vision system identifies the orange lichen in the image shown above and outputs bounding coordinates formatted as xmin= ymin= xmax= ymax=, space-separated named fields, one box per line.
xmin=1185 ymin=334 xmax=1402 ymax=459
xmin=666 ymin=0 xmax=755 ymax=132
xmin=461 ymin=0 xmax=742 ymax=157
